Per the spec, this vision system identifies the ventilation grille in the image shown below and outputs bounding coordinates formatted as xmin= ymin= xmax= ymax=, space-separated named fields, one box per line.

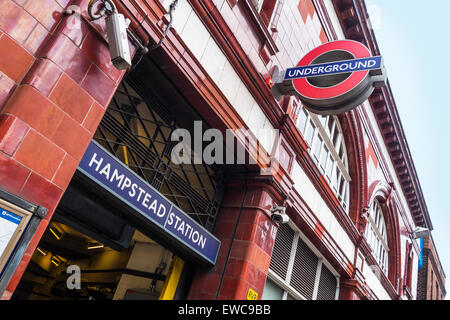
xmin=289 ymin=237 xmax=319 ymax=299
xmin=269 ymin=224 xmax=295 ymax=280
xmin=268 ymin=224 xmax=338 ymax=300
xmin=316 ymin=265 xmax=337 ymax=300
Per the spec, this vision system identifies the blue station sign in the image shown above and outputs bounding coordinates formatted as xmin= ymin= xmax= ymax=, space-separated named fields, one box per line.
xmin=284 ymin=56 xmax=383 ymax=80
xmin=77 ymin=141 xmax=221 ymax=265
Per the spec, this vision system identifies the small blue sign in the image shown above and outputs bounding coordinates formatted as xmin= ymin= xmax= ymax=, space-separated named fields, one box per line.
xmin=284 ymin=56 xmax=382 ymax=80
xmin=77 ymin=141 xmax=221 ymax=265
xmin=418 ymin=237 xmax=424 ymax=270
xmin=0 ymin=209 xmax=22 ymax=225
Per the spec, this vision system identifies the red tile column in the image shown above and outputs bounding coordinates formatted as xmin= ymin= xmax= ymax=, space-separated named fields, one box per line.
xmin=188 ymin=179 xmax=282 ymax=300
xmin=339 ymin=280 xmax=363 ymax=300
xmin=0 ymin=0 xmax=134 ymax=299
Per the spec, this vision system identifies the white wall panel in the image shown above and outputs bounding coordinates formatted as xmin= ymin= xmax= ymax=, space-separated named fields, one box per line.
xmin=164 ymin=0 xmax=275 ymax=153
xmin=323 ymin=0 xmax=346 ymax=40
xmin=362 ymin=260 xmax=391 ymax=300
xmin=361 ymin=101 xmax=416 ymax=229
xmin=291 ymin=162 xmax=355 ymax=261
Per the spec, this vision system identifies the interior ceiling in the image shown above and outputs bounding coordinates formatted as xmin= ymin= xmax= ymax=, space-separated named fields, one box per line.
xmin=39 ymin=223 xmax=157 ymax=262
xmin=39 ymin=223 xmax=102 ymax=260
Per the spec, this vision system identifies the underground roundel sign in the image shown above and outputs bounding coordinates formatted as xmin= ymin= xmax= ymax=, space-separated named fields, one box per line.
xmin=283 ymin=40 xmax=386 ymax=115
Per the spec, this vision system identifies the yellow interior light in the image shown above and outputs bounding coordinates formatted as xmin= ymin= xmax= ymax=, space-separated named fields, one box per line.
xmin=36 ymin=247 xmax=48 ymax=256
xmin=87 ymin=242 xmax=104 ymax=250
xmin=50 ymin=255 xmax=62 ymax=267
xmin=49 ymin=227 xmax=61 ymax=240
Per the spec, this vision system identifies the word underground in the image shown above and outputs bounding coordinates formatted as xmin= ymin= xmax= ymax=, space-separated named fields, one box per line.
xmin=87 ymin=153 xmax=207 ymax=249
xmin=284 ymin=56 xmax=382 ymax=80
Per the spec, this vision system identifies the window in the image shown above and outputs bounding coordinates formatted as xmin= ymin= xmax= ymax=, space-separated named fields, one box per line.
xmin=430 ymin=269 xmax=434 ymax=300
xmin=251 ymin=0 xmax=263 ymax=10
xmin=262 ymin=224 xmax=339 ymax=300
xmin=94 ymin=80 xmax=225 ymax=231
xmin=261 ymin=278 xmax=284 ymax=299
xmin=297 ymin=108 xmax=350 ymax=212
xmin=251 ymin=0 xmax=284 ymax=29
xmin=404 ymin=242 xmax=413 ymax=293
xmin=364 ymin=200 xmax=389 ymax=274
xmin=436 ymin=282 xmax=439 ymax=300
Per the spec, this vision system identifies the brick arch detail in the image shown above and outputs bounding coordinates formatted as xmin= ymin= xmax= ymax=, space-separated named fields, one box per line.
xmin=337 ymin=110 xmax=367 ymax=229
xmin=365 ymin=180 xmax=402 ymax=293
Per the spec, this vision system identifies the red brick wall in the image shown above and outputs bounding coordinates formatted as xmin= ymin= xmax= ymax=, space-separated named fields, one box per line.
xmin=416 ymin=235 xmax=446 ymax=300
xmin=0 ymin=0 xmax=132 ymax=299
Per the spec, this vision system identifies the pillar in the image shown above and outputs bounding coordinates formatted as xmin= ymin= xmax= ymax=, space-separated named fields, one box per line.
xmin=339 ymin=280 xmax=362 ymax=300
xmin=0 ymin=0 xmax=132 ymax=299
xmin=187 ymin=179 xmax=281 ymax=300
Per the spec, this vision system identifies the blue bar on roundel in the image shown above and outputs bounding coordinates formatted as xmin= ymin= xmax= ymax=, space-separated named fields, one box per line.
xmin=284 ymin=56 xmax=382 ymax=80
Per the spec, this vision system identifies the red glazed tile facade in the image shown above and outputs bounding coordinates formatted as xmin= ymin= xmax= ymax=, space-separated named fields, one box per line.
xmin=0 ymin=0 xmax=132 ymax=299
xmin=0 ymin=0 xmax=442 ymax=301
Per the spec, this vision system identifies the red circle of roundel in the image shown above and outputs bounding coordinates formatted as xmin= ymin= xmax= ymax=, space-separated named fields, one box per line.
xmin=292 ymin=40 xmax=372 ymax=100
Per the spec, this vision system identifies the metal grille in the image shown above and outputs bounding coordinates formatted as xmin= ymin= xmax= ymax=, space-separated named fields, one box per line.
xmin=269 ymin=223 xmax=295 ymax=280
xmin=289 ymin=237 xmax=319 ymax=300
xmin=267 ymin=224 xmax=339 ymax=300
xmin=94 ymin=79 xmax=225 ymax=231
xmin=316 ymin=265 xmax=337 ymax=300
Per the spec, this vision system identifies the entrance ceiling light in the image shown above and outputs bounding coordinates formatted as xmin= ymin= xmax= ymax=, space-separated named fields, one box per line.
xmin=49 ymin=224 xmax=64 ymax=240
xmin=87 ymin=242 xmax=105 ymax=250
xmin=36 ymin=247 xmax=48 ymax=256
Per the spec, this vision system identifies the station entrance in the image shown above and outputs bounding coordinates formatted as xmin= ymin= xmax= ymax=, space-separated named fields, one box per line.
xmin=12 ymin=56 xmax=228 ymax=300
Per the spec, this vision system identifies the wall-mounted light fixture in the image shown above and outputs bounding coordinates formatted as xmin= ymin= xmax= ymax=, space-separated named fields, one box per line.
xmin=411 ymin=227 xmax=431 ymax=239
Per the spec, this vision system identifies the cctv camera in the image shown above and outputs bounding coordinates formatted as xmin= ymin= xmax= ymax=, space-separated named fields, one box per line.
xmin=105 ymin=12 xmax=132 ymax=70
xmin=87 ymin=1 xmax=131 ymax=69
xmin=271 ymin=212 xmax=290 ymax=224
xmin=270 ymin=205 xmax=290 ymax=224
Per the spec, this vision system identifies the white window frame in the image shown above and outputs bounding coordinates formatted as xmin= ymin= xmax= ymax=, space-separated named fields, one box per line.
xmin=296 ymin=108 xmax=351 ymax=212
xmin=365 ymin=200 xmax=389 ymax=275
xmin=267 ymin=0 xmax=283 ymax=28
xmin=252 ymin=0 xmax=282 ymax=27
xmin=251 ymin=0 xmax=264 ymax=11
xmin=265 ymin=221 xmax=340 ymax=300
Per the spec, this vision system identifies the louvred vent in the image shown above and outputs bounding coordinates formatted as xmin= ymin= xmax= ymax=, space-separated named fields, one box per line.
xmin=269 ymin=223 xmax=295 ymax=280
xmin=317 ymin=265 xmax=338 ymax=300
xmin=289 ymin=237 xmax=318 ymax=299
xmin=268 ymin=224 xmax=338 ymax=300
